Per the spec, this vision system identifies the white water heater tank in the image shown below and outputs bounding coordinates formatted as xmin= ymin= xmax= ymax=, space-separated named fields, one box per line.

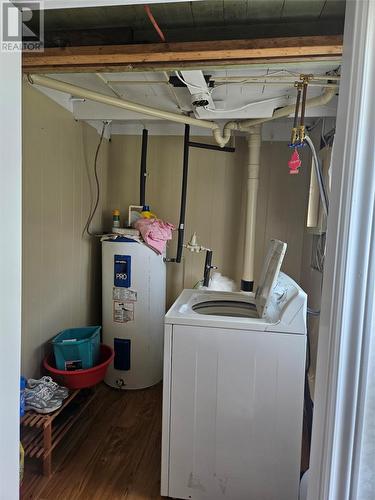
xmin=102 ymin=237 xmax=166 ymax=389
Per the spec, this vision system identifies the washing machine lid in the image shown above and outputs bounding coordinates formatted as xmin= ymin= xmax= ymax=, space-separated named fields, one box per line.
xmin=255 ymin=239 xmax=287 ymax=318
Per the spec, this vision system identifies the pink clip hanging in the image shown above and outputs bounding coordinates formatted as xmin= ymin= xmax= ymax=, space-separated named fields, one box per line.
xmin=288 ymin=148 xmax=301 ymax=175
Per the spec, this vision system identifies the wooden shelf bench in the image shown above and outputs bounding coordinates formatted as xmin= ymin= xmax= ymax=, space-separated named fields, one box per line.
xmin=21 ymin=388 xmax=96 ymax=476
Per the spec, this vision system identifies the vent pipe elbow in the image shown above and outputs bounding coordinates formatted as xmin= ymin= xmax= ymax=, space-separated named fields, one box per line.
xmin=213 ymin=122 xmax=239 ymax=148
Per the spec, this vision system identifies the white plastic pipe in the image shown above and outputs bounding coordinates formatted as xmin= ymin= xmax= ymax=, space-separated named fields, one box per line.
xmin=28 ymin=74 xmax=220 ymax=132
xmin=215 ymin=86 xmax=337 ymax=147
xmin=241 ymin=125 xmax=262 ymax=292
xmin=240 ymin=86 xmax=337 ymax=129
xmin=28 ymin=75 xmax=336 ymax=149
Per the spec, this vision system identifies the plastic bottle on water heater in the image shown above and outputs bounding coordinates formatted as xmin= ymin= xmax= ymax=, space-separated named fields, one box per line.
xmin=112 ymin=209 xmax=121 ymax=229
xmin=141 ymin=205 xmax=157 ymax=219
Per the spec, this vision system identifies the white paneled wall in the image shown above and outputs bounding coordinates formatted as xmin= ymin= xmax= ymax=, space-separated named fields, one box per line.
xmin=107 ymin=136 xmax=311 ymax=306
xmin=254 ymin=142 xmax=311 ymax=284
xmin=22 ymin=83 xmax=109 ymax=378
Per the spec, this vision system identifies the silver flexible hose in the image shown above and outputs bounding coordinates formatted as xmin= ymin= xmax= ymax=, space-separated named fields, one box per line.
xmin=305 ymin=135 xmax=329 ymax=217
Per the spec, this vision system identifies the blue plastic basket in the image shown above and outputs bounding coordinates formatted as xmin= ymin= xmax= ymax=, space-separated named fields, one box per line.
xmin=52 ymin=326 xmax=101 ymax=371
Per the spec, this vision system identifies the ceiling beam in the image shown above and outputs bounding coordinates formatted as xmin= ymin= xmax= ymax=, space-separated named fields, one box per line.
xmin=23 ymin=35 xmax=343 ymax=73
xmin=14 ymin=0 xmax=204 ymax=9
xmin=41 ymin=20 xmax=344 ymax=48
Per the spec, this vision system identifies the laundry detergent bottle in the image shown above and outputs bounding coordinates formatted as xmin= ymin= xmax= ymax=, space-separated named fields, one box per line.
xmin=141 ymin=205 xmax=157 ymax=219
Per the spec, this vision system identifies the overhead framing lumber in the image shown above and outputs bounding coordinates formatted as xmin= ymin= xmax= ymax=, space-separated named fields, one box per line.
xmin=23 ymin=35 xmax=342 ymax=73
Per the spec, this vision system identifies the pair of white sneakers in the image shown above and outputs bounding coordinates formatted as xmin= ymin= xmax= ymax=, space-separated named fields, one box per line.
xmin=24 ymin=376 xmax=69 ymax=414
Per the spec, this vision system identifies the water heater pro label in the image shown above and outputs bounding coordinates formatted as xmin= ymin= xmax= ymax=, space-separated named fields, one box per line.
xmin=114 ymin=255 xmax=131 ymax=288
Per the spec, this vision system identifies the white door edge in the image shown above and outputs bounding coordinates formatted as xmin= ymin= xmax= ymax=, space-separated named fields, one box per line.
xmin=308 ymin=1 xmax=375 ymax=499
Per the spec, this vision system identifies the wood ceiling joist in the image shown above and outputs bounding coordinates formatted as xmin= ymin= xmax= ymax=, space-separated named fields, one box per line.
xmin=23 ymin=35 xmax=343 ymax=73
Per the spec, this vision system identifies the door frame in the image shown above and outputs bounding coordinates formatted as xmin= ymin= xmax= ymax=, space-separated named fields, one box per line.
xmin=307 ymin=1 xmax=375 ymax=499
xmin=0 ymin=14 xmax=22 ymax=500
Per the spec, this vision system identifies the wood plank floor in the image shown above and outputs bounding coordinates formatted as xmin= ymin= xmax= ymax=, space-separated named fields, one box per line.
xmin=21 ymin=383 xmax=166 ymax=500
xmin=21 ymin=382 xmax=310 ymax=500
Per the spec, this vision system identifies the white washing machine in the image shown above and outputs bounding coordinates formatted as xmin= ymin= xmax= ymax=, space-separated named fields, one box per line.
xmin=161 ymin=240 xmax=307 ymax=500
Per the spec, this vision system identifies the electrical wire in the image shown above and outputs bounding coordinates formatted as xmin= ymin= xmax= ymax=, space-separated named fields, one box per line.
xmin=175 ymin=69 xmax=337 ymax=97
xmin=83 ymin=122 xmax=108 ymax=237
xmin=324 ymin=128 xmax=336 ymax=147
xmin=306 ymin=118 xmax=323 ymax=133
xmin=175 ymin=71 xmax=289 ymax=111
xmin=203 ymin=95 xmax=288 ymax=113
xmin=144 ymin=4 xmax=166 ymax=42
xmin=175 ymin=69 xmax=300 ymax=99
xmin=320 ymin=117 xmax=328 ymax=148
xmin=213 ymin=69 xmax=302 ymax=86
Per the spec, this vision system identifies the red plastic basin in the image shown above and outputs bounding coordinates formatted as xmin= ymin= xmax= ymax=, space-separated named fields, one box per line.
xmin=43 ymin=344 xmax=114 ymax=389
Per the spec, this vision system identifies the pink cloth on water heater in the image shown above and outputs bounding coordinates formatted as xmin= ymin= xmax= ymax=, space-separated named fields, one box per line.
xmin=134 ymin=218 xmax=175 ymax=254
